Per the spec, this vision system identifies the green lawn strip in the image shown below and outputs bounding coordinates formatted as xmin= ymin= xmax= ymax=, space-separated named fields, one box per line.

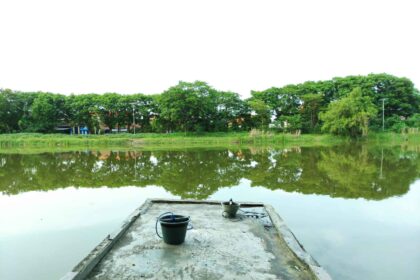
xmin=0 ymin=132 xmax=418 ymax=153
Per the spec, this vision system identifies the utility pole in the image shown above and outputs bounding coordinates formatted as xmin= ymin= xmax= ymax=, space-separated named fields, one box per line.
xmin=379 ymin=148 xmax=384 ymax=179
xmin=382 ymin=98 xmax=386 ymax=131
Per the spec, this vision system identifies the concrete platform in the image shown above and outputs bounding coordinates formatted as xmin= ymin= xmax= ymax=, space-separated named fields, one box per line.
xmin=62 ymin=199 xmax=331 ymax=280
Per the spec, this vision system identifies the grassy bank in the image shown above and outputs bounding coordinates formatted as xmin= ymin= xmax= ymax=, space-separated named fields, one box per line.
xmin=0 ymin=132 xmax=345 ymax=149
xmin=0 ymin=132 xmax=418 ymax=151
xmin=366 ymin=132 xmax=420 ymax=144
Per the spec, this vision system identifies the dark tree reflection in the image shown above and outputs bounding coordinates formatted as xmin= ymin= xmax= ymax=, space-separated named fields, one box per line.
xmin=1 ymin=145 xmax=419 ymax=200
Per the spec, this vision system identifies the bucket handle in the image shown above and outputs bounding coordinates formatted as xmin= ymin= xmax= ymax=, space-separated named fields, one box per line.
xmin=155 ymin=212 xmax=193 ymax=239
xmin=220 ymin=199 xmax=241 ymax=207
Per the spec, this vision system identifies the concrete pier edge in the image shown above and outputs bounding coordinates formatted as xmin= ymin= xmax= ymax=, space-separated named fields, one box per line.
xmin=61 ymin=199 xmax=331 ymax=280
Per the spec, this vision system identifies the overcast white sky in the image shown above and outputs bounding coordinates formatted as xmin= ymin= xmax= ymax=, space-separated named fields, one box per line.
xmin=0 ymin=0 xmax=419 ymax=98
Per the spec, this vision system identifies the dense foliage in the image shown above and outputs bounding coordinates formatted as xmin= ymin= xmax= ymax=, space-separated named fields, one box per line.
xmin=320 ymin=88 xmax=378 ymax=137
xmin=1 ymin=73 xmax=419 ymax=136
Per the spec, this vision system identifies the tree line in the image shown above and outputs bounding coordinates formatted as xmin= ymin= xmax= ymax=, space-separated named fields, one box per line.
xmin=1 ymin=73 xmax=419 ymax=136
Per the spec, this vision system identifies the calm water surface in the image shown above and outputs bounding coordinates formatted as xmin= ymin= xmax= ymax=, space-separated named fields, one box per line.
xmin=0 ymin=145 xmax=419 ymax=280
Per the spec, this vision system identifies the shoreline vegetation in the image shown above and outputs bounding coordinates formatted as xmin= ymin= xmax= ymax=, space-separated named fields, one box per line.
xmin=0 ymin=132 xmax=419 ymax=152
xmin=1 ymin=74 xmax=420 ymax=140
xmin=2 ymin=74 xmax=417 ymax=155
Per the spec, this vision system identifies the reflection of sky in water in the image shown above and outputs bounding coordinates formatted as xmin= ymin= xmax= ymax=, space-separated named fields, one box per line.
xmin=0 ymin=186 xmax=178 ymax=280
xmin=0 ymin=186 xmax=176 ymax=237
xmin=1 ymin=180 xmax=419 ymax=280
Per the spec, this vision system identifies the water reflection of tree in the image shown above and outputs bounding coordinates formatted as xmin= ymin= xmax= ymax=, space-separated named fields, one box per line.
xmin=245 ymin=149 xmax=305 ymax=187
xmin=0 ymin=150 xmax=245 ymax=199
xmin=316 ymin=145 xmax=419 ymax=199
xmin=1 ymin=145 xmax=419 ymax=200
xmin=148 ymin=150 xmax=244 ymax=198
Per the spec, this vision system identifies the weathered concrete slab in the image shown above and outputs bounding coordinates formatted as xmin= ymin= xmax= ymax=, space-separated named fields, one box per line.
xmin=63 ymin=199 xmax=331 ymax=280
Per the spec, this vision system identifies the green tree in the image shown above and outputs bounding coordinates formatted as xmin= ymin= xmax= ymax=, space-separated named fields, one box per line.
xmin=320 ymin=88 xmax=377 ymax=137
xmin=128 ymin=94 xmax=157 ymax=132
xmin=96 ymin=93 xmax=121 ymax=131
xmin=329 ymin=74 xmax=420 ymax=127
xmin=300 ymin=93 xmax=323 ymax=132
xmin=212 ymin=91 xmax=248 ymax=131
xmin=247 ymin=99 xmax=271 ymax=129
xmin=30 ymin=93 xmax=67 ymax=132
xmin=385 ymin=114 xmax=406 ymax=132
xmin=0 ymin=90 xmax=11 ymax=132
xmin=159 ymin=81 xmax=219 ymax=132
xmin=273 ymin=115 xmax=302 ymax=133
xmin=406 ymin=114 xmax=420 ymax=128
xmin=0 ymin=89 xmax=34 ymax=133
xmin=65 ymin=94 xmax=100 ymax=133
xmin=251 ymin=87 xmax=301 ymax=119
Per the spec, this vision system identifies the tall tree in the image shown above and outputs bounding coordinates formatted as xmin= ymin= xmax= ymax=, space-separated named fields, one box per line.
xmin=212 ymin=91 xmax=247 ymax=131
xmin=0 ymin=89 xmax=33 ymax=133
xmin=30 ymin=93 xmax=67 ymax=132
xmin=300 ymin=93 xmax=324 ymax=132
xmin=247 ymin=99 xmax=271 ymax=129
xmin=251 ymin=86 xmax=301 ymax=120
xmin=159 ymin=81 xmax=218 ymax=132
xmin=65 ymin=94 xmax=100 ymax=132
xmin=96 ymin=93 xmax=122 ymax=130
xmin=320 ymin=88 xmax=377 ymax=137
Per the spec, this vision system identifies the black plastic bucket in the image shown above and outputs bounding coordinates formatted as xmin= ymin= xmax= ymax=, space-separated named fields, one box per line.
xmin=222 ymin=200 xmax=240 ymax=218
xmin=155 ymin=213 xmax=191 ymax=245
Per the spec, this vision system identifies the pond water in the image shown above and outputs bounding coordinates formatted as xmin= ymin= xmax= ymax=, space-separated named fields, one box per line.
xmin=0 ymin=145 xmax=419 ymax=280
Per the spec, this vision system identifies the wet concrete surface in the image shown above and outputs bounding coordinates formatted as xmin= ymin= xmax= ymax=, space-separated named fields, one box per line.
xmin=86 ymin=203 xmax=318 ymax=280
